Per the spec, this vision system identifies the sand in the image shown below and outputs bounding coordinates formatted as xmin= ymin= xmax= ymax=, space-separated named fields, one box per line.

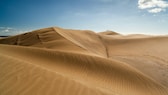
xmin=0 ymin=27 xmax=168 ymax=95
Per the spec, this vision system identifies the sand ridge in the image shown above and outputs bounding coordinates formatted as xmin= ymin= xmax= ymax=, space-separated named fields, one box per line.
xmin=0 ymin=27 xmax=168 ymax=95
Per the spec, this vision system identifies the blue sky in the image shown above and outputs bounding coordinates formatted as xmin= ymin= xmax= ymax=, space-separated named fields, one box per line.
xmin=0 ymin=0 xmax=168 ymax=35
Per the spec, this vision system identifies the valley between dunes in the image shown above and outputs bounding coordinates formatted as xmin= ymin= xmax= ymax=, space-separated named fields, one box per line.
xmin=0 ymin=27 xmax=168 ymax=95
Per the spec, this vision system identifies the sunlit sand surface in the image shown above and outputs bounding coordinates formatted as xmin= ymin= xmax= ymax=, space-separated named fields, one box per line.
xmin=0 ymin=27 xmax=168 ymax=95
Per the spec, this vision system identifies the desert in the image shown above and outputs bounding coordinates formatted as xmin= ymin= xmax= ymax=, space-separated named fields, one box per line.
xmin=0 ymin=27 xmax=168 ymax=95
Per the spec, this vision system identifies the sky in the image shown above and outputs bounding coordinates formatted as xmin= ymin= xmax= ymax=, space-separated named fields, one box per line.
xmin=0 ymin=0 xmax=168 ymax=35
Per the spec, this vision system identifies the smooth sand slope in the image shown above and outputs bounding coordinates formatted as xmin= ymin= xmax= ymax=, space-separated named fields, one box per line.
xmin=0 ymin=27 xmax=168 ymax=95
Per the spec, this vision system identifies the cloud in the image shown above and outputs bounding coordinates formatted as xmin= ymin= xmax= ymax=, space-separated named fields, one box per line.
xmin=0 ymin=27 xmax=13 ymax=33
xmin=138 ymin=0 xmax=168 ymax=13
xmin=148 ymin=7 xmax=165 ymax=13
xmin=0 ymin=27 xmax=31 ymax=35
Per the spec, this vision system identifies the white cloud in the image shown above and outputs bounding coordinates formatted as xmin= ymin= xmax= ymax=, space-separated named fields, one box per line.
xmin=0 ymin=27 xmax=13 ymax=32
xmin=148 ymin=7 xmax=165 ymax=13
xmin=0 ymin=27 xmax=31 ymax=35
xmin=138 ymin=0 xmax=168 ymax=13
xmin=4 ymin=29 xmax=10 ymax=32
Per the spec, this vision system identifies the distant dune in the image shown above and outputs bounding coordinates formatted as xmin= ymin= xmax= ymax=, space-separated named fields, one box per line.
xmin=0 ymin=27 xmax=168 ymax=95
xmin=98 ymin=30 xmax=120 ymax=35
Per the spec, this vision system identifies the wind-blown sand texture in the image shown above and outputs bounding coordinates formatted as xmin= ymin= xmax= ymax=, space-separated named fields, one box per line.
xmin=0 ymin=27 xmax=168 ymax=95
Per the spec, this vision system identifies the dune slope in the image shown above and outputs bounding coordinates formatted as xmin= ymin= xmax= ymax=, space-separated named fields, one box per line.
xmin=0 ymin=27 xmax=168 ymax=95
xmin=100 ymin=34 xmax=168 ymax=88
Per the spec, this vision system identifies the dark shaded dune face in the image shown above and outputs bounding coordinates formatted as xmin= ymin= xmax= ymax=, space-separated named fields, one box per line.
xmin=0 ymin=27 xmax=168 ymax=95
xmin=0 ymin=36 xmax=8 ymax=37
xmin=0 ymin=32 xmax=42 ymax=46
xmin=0 ymin=35 xmax=19 ymax=45
xmin=98 ymin=31 xmax=120 ymax=35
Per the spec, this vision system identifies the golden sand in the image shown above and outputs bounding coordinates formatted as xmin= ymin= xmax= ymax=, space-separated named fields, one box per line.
xmin=0 ymin=27 xmax=168 ymax=95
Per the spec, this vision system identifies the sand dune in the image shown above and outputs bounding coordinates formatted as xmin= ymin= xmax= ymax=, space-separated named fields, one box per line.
xmin=0 ymin=27 xmax=168 ymax=95
xmin=98 ymin=30 xmax=120 ymax=35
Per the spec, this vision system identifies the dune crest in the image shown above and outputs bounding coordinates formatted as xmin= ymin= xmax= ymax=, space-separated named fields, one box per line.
xmin=0 ymin=27 xmax=168 ymax=95
xmin=98 ymin=30 xmax=120 ymax=35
